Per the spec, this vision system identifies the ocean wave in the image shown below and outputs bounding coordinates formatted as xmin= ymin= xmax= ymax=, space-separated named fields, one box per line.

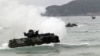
xmin=0 ymin=42 xmax=100 ymax=51
xmin=54 ymin=43 xmax=90 ymax=48
xmin=77 ymin=24 xmax=86 ymax=27
xmin=0 ymin=43 xmax=9 ymax=50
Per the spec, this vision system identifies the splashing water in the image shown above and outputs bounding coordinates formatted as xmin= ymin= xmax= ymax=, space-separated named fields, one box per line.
xmin=0 ymin=0 xmax=67 ymax=43
xmin=39 ymin=17 xmax=67 ymax=40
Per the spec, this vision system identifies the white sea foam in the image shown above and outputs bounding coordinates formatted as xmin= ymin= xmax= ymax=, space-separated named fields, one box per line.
xmin=77 ymin=24 xmax=86 ymax=27
xmin=54 ymin=43 xmax=90 ymax=47
xmin=0 ymin=43 xmax=9 ymax=49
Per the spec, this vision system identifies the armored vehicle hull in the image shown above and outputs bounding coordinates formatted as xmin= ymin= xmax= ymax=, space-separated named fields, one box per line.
xmin=66 ymin=23 xmax=77 ymax=27
xmin=8 ymin=33 xmax=60 ymax=48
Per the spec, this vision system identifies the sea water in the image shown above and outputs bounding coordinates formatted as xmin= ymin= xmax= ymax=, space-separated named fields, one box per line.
xmin=0 ymin=16 xmax=100 ymax=56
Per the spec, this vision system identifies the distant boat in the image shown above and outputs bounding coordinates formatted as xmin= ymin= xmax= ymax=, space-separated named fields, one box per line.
xmin=92 ymin=16 xmax=96 ymax=19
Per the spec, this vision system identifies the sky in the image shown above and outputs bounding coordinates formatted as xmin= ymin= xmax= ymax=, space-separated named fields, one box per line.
xmin=19 ymin=0 xmax=73 ymax=7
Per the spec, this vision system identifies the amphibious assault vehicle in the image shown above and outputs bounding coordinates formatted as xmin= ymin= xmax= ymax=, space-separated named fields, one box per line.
xmin=66 ymin=23 xmax=77 ymax=27
xmin=8 ymin=30 xmax=60 ymax=48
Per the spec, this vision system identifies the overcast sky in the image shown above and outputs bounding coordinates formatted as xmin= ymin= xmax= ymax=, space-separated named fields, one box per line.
xmin=19 ymin=0 xmax=73 ymax=7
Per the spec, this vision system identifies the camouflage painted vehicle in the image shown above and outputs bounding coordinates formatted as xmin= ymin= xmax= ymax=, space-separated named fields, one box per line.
xmin=8 ymin=31 xmax=60 ymax=48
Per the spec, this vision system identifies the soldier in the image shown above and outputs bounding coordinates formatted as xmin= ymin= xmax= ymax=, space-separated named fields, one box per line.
xmin=35 ymin=30 xmax=39 ymax=36
xmin=24 ymin=29 xmax=35 ymax=38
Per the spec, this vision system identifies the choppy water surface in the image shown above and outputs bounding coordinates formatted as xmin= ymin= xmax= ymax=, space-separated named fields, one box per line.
xmin=0 ymin=16 xmax=100 ymax=56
